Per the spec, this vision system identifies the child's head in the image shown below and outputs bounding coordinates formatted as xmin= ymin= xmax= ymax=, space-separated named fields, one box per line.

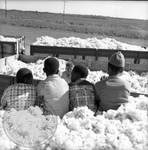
xmin=66 ymin=61 xmax=74 ymax=72
xmin=16 ymin=68 xmax=33 ymax=84
xmin=71 ymin=65 xmax=88 ymax=82
xmin=43 ymin=57 xmax=59 ymax=76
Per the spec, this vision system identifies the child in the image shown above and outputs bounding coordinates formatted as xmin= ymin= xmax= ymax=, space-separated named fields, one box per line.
xmin=69 ymin=65 xmax=98 ymax=112
xmin=1 ymin=68 xmax=36 ymax=110
xmin=62 ymin=61 xmax=74 ymax=84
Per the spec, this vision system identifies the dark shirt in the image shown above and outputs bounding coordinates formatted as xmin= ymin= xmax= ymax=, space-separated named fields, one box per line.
xmin=69 ymin=79 xmax=98 ymax=112
xmin=95 ymin=75 xmax=130 ymax=111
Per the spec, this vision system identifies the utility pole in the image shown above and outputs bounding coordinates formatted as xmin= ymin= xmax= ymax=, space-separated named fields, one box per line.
xmin=5 ymin=0 xmax=7 ymax=17
xmin=63 ymin=0 xmax=66 ymax=23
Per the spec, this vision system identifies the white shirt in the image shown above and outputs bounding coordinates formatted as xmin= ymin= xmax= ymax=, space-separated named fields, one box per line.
xmin=37 ymin=74 xmax=69 ymax=117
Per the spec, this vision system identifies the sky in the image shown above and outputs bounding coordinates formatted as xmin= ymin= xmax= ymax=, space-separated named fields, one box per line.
xmin=0 ymin=0 xmax=148 ymax=20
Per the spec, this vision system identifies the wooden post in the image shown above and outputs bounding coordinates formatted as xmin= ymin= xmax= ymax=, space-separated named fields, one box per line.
xmin=63 ymin=0 xmax=66 ymax=23
xmin=5 ymin=0 xmax=7 ymax=17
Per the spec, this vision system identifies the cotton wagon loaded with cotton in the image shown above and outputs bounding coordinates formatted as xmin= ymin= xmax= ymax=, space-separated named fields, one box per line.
xmin=0 ymin=36 xmax=148 ymax=150
xmin=30 ymin=36 xmax=148 ymax=72
xmin=31 ymin=36 xmax=148 ymax=94
xmin=0 ymin=54 xmax=148 ymax=95
xmin=0 ymin=35 xmax=25 ymax=58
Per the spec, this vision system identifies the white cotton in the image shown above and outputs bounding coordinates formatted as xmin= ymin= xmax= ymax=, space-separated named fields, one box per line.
xmin=0 ymin=35 xmax=17 ymax=42
xmin=117 ymin=134 xmax=134 ymax=150
xmin=32 ymin=36 xmax=146 ymax=52
xmin=0 ymin=92 xmax=148 ymax=150
xmin=1 ymin=107 xmax=58 ymax=148
xmin=66 ymin=118 xmax=81 ymax=131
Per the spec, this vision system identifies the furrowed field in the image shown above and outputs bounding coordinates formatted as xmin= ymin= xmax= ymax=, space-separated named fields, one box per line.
xmin=0 ymin=9 xmax=148 ymax=54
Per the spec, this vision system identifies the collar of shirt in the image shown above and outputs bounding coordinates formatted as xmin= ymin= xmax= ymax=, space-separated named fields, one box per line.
xmin=74 ymin=78 xmax=86 ymax=84
xmin=46 ymin=74 xmax=60 ymax=81
xmin=109 ymin=72 xmax=124 ymax=78
xmin=108 ymin=74 xmax=121 ymax=79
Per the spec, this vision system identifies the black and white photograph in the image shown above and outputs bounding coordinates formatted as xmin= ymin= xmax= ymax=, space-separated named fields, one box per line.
xmin=0 ymin=0 xmax=148 ymax=149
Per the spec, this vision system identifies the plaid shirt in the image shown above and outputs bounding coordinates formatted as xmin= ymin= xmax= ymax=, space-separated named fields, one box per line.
xmin=69 ymin=79 xmax=97 ymax=112
xmin=1 ymin=83 xmax=36 ymax=111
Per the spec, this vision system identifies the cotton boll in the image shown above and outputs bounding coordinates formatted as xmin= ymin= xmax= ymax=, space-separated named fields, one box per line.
xmin=66 ymin=118 xmax=81 ymax=131
xmin=38 ymin=36 xmax=56 ymax=45
xmin=122 ymin=123 xmax=147 ymax=148
xmin=65 ymin=107 xmax=94 ymax=120
xmin=102 ymin=38 xmax=118 ymax=49
xmin=0 ymin=128 xmax=16 ymax=150
xmin=124 ymin=102 xmax=137 ymax=113
xmin=43 ymin=147 xmax=52 ymax=150
xmin=90 ymin=117 xmax=103 ymax=126
xmin=134 ymin=144 xmax=147 ymax=150
xmin=82 ymin=131 xmax=96 ymax=150
xmin=62 ymin=131 xmax=83 ymax=150
xmin=79 ymin=119 xmax=92 ymax=130
xmin=62 ymin=138 xmax=79 ymax=150
xmin=105 ymin=121 xmax=120 ymax=135
xmin=95 ymin=39 xmax=109 ymax=49
xmin=135 ymin=95 xmax=148 ymax=110
xmin=117 ymin=134 xmax=134 ymax=150
xmin=104 ymin=109 xmax=118 ymax=119
xmin=0 ymin=138 xmax=16 ymax=150
xmin=86 ymin=71 xmax=108 ymax=84
xmin=95 ymin=134 xmax=109 ymax=150
xmin=79 ymin=39 xmax=87 ymax=48
xmin=128 ymin=130 xmax=146 ymax=147
xmin=132 ymin=130 xmax=147 ymax=144
xmin=92 ymin=121 xmax=105 ymax=134
xmin=53 ymin=123 xmax=70 ymax=146
xmin=125 ymin=107 xmax=148 ymax=122
xmin=0 ymin=110 xmax=5 ymax=118
xmin=28 ymin=106 xmax=43 ymax=116
xmin=106 ymin=133 xmax=119 ymax=149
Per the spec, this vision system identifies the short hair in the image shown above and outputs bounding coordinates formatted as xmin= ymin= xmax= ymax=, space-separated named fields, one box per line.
xmin=44 ymin=57 xmax=59 ymax=75
xmin=72 ymin=65 xmax=88 ymax=78
xmin=66 ymin=61 xmax=73 ymax=68
xmin=108 ymin=63 xmax=124 ymax=74
xmin=16 ymin=68 xmax=33 ymax=84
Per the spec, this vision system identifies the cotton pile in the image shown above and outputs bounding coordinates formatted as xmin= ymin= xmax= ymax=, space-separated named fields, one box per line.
xmin=33 ymin=36 xmax=147 ymax=51
xmin=0 ymin=35 xmax=18 ymax=42
xmin=0 ymin=57 xmax=147 ymax=94
xmin=0 ymin=95 xmax=148 ymax=150
xmin=0 ymin=57 xmax=66 ymax=80
xmin=0 ymin=106 xmax=59 ymax=150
